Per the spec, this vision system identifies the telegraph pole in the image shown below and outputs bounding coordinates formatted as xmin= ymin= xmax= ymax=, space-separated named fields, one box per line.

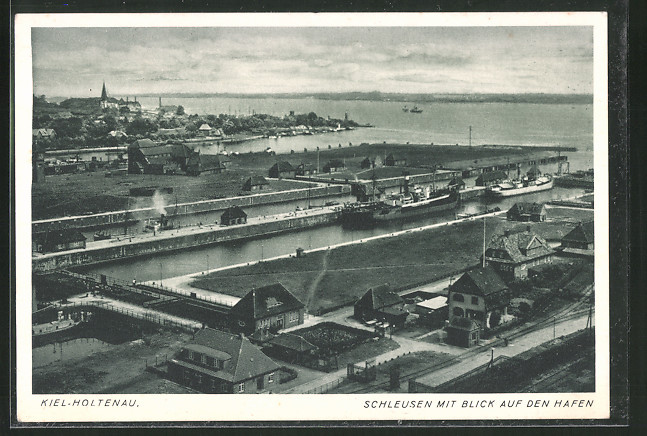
xmin=469 ymin=125 xmax=472 ymax=147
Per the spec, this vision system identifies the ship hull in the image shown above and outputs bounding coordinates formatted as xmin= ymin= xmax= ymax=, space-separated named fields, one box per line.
xmin=341 ymin=194 xmax=458 ymax=228
xmin=487 ymin=179 xmax=554 ymax=198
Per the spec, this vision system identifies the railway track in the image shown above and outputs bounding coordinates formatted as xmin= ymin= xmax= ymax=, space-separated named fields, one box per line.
xmin=335 ymin=287 xmax=594 ymax=394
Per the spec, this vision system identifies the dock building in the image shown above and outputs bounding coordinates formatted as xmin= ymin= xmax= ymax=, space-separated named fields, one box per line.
xmin=484 ymin=227 xmax=554 ymax=281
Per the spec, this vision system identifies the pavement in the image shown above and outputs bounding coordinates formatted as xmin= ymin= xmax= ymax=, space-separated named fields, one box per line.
xmin=415 ymin=312 xmax=590 ymax=387
xmin=59 ymin=293 xmax=202 ymax=330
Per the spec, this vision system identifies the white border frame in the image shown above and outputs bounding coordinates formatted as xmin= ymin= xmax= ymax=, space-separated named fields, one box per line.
xmin=15 ymin=12 xmax=609 ymax=422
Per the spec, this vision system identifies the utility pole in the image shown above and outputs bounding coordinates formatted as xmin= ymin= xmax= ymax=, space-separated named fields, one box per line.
xmin=159 ymin=263 xmax=163 ymax=287
xmin=469 ymin=125 xmax=472 ymax=147
xmin=482 ymin=217 xmax=486 ymax=268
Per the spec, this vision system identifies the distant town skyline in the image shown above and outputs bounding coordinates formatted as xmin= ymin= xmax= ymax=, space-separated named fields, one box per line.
xmin=32 ymin=26 xmax=593 ymax=98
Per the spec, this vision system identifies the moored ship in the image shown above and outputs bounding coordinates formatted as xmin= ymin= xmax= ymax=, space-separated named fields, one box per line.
xmin=341 ymin=177 xmax=459 ymax=228
xmin=486 ymin=167 xmax=554 ymax=198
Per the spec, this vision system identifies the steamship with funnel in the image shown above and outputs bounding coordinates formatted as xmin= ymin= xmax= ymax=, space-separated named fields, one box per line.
xmin=340 ymin=175 xmax=458 ymax=229
xmin=486 ymin=165 xmax=554 ymax=198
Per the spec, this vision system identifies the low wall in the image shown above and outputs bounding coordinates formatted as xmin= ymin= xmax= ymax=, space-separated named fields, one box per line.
xmin=33 ymin=211 xmax=341 ymax=272
xmin=33 ymin=184 xmax=350 ymax=233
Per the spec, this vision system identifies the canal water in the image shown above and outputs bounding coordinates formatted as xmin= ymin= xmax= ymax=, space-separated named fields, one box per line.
xmin=78 ymin=184 xmax=585 ymax=284
xmin=33 ymin=337 xmax=113 ymax=367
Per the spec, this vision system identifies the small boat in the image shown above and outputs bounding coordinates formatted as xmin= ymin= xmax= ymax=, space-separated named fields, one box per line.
xmin=410 ymin=106 xmax=423 ymax=113
xmin=402 ymin=106 xmax=409 ymax=112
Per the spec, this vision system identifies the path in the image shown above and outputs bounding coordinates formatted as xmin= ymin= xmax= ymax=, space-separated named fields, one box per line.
xmin=415 ymin=312 xmax=590 ymax=387
xmin=305 ymin=248 xmax=331 ymax=310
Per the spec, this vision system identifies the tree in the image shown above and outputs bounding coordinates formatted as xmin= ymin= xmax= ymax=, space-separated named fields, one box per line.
xmin=176 ymin=105 xmax=185 ymax=116
xmin=125 ymin=117 xmax=157 ymax=136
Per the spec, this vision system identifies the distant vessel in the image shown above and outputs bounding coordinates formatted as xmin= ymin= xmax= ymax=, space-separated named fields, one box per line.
xmin=402 ymin=106 xmax=409 ymax=112
xmin=341 ymin=176 xmax=458 ymax=228
xmin=486 ymin=167 xmax=554 ymax=198
xmin=143 ymin=214 xmax=174 ymax=233
xmin=409 ymin=106 xmax=423 ymax=113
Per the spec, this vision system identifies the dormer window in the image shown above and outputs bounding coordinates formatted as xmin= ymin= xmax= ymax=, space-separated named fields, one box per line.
xmin=266 ymin=297 xmax=282 ymax=308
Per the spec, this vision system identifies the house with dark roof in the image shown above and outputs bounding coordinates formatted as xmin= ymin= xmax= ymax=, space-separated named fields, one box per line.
xmin=561 ymin=221 xmax=594 ymax=250
xmin=484 ymin=227 xmax=554 ymax=281
xmin=360 ymin=157 xmax=373 ymax=169
xmin=507 ymin=202 xmax=547 ymax=222
xmin=322 ymin=159 xmax=346 ymax=173
xmin=448 ymin=266 xmax=510 ymax=332
xmin=127 ymin=139 xmax=193 ymax=175
xmin=446 ymin=317 xmax=481 ymax=348
xmin=385 ymin=153 xmax=406 ymax=167
xmin=243 ymin=175 xmax=270 ymax=191
xmin=265 ymin=332 xmax=318 ymax=364
xmin=269 ymin=161 xmax=296 ymax=179
xmin=229 ymin=283 xmax=306 ymax=335
xmin=32 ymin=128 xmax=57 ymax=141
xmin=167 ymin=328 xmax=281 ymax=394
xmin=35 ymin=229 xmax=87 ymax=253
xmin=353 ymin=285 xmax=408 ymax=328
xmin=220 ymin=206 xmax=247 ymax=226
xmin=186 ymin=152 xmax=229 ymax=176
xmin=447 ymin=176 xmax=466 ymax=191
xmin=475 ymin=170 xmax=508 ymax=187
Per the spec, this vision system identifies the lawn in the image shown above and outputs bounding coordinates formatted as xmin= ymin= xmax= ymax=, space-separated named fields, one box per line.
xmin=32 ymin=169 xmax=310 ymax=219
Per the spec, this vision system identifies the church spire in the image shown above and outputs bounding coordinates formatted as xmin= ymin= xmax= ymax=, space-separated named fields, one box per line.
xmin=101 ymin=81 xmax=108 ymax=100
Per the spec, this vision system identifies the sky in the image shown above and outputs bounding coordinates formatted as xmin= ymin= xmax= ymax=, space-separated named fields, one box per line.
xmin=31 ymin=26 xmax=594 ymax=98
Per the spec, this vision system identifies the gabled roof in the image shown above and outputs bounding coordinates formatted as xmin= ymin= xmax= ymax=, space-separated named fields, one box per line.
xmin=230 ymin=283 xmax=305 ymax=321
xmin=32 ymin=128 xmax=56 ymax=137
xmin=129 ymin=138 xmax=157 ymax=149
xmin=270 ymin=161 xmax=295 ymax=172
xmin=139 ymin=145 xmax=176 ymax=156
xmin=448 ymin=176 xmax=465 ymax=186
xmin=448 ymin=317 xmax=480 ymax=331
xmin=508 ymin=202 xmax=546 ymax=216
xmin=199 ymin=123 xmax=212 ymax=130
xmin=450 ymin=266 xmax=507 ymax=297
xmin=269 ymin=333 xmax=318 ymax=352
xmin=187 ymin=153 xmax=226 ymax=170
xmin=562 ymin=221 xmax=594 ymax=244
xmin=487 ymin=229 xmax=553 ymax=263
xmin=385 ymin=153 xmax=405 ymax=161
xmin=476 ymin=170 xmax=508 ymax=183
xmin=356 ymin=284 xmax=403 ymax=310
xmin=246 ymin=175 xmax=269 ymax=186
xmin=190 ymin=328 xmax=280 ymax=383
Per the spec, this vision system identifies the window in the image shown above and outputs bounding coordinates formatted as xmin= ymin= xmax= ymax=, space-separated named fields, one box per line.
xmin=471 ymin=296 xmax=479 ymax=305
xmin=201 ymin=354 xmax=207 ymax=364
xmin=452 ymin=293 xmax=464 ymax=302
xmin=268 ymin=373 xmax=275 ymax=383
xmin=453 ymin=307 xmax=464 ymax=317
xmin=188 ymin=350 xmax=194 ymax=360
xmin=238 ymin=382 xmax=245 ymax=393
xmin=289 ymin=311 xmax=299 ymax=323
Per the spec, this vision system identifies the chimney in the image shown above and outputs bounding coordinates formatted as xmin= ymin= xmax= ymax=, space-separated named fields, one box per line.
xmin=526 ymin=225 xmax=531 ymax=232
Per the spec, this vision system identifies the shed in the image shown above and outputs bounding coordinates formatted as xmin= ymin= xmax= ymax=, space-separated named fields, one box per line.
xmin=446 ymin=317 xmax=480 ymax=348
xmin=354 ymin=285 xmax=408 ymax=328
xmin=243 ymin=176 xmax=269 ymax=191
xmin=475 ymin=170 xmax=508 ymax=187
xmin=323 ymin=159 xmax=346 ymax=173
xmin=561 ymin=221 xmax=594 ymax=250
xmin=385 ymin=153 xmax=407 ymax=167
xmin=220 ymin=206 xmax=247 ymax=226
xmin=269 ymin=161 xmax=296 ymax=179
xmin=37 ymin=229 xmax=87 ymax=253
xmin=507 ymin=202 xmax=547 ymax=222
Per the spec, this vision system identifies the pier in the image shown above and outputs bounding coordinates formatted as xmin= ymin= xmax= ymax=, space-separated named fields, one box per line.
xmin=33 ymin=206 xmax=341 ymax=272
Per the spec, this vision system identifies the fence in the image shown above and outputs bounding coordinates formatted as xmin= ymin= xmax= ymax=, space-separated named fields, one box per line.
xmin=303 ymin=376 xmax=347 ymax=394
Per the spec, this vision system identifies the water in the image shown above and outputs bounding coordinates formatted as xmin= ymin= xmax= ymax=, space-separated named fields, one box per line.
xmin=79 ymin=185 xmax=584 ymax=284
xmin=73 ymin=96 xmax=592 ymax=285
xmin=33 ymin=337 xmax=112 ymax=366
xmin=136 ymin=96 xmax=593 ymax=159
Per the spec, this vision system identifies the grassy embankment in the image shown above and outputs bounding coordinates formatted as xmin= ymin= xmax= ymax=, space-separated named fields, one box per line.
xmin=33 ymin=143 xmax=557 ymax=220
xmin=191 ymin=209 xmax=592 ymax=314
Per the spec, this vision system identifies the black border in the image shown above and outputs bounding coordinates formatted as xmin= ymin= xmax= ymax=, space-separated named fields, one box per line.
xmin=8 ymin=0 xmax=630 ymax=429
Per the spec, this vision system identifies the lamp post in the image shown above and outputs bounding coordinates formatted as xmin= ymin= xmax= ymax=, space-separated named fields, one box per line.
xmin=159 ymin=263 xmax=163 ymax=287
